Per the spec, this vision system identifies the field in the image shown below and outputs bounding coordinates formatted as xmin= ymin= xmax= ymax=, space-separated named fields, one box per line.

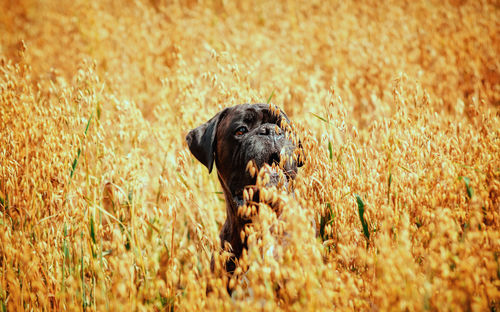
xmin=0 ymin=0 xmax=499 ymax=310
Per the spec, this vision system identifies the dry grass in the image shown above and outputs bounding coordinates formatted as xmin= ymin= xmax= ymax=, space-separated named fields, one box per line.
xmin=1 ymin=0 xmax=499 ymax=311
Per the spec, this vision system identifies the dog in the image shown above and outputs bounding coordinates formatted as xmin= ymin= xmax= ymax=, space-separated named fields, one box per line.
xmin=186 ymin=103 xmax=303 ymax=275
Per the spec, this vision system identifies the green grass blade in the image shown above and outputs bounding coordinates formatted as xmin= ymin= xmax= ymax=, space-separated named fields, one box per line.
xmin=355 ymin=194 xmax=370 ymax=241
xmin=84 ymin=112 xmax=93 ymax=136
xmin=69 ymin=148 xmax=81 ymax=179
xmin=90 ymin=214 xmax=96 ymax=244
xmin=458 ymin=176 xmax=473 ymax=198
xmin=328 ymin=140 xmax=333 ymax=160
xmin=266 ymin=89 xmax=275 ymax=104
xmin=310 ymin=112 xmax=329 ymax=124
xmin=69 ymin=112 xmax=93 ymax=181
xmin=387 ymin=172 xmax=392 ymax=202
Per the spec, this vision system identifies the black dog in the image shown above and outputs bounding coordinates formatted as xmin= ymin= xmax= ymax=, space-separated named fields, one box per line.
xmin=186 ymin=103 xmax=303 ymax=274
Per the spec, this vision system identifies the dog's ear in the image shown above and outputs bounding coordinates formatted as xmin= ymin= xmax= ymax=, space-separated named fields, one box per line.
xmin=186 ymin=108 xmax=228 ymax=173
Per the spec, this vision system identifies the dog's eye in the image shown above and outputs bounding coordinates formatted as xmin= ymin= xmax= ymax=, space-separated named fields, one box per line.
xmin=235 ymin=126 xmax=248 ymax=136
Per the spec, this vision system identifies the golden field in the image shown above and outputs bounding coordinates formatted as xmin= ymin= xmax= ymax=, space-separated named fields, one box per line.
xmin=0 ymin=0 xmax=499 ymax=310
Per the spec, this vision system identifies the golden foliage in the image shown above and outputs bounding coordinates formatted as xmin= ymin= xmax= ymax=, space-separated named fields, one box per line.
xmin=0 ymin=0 xmax=499 ymax=311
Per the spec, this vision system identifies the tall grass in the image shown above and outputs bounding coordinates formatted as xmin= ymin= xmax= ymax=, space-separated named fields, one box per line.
xmin=0 ymin=0 xmax=499 ymax=311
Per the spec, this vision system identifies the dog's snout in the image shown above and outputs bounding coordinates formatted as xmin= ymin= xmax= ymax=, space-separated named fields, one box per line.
xmin=258 ymin=124 xmax=281 ymax=136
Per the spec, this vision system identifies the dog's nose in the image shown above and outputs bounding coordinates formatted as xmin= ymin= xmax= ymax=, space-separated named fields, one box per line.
xmin=258 ymin=124 xmax=281 ymax=136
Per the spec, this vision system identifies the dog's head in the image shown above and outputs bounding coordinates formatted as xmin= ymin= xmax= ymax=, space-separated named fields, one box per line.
xmin=186 ymin=103 xmax=303 ymax=200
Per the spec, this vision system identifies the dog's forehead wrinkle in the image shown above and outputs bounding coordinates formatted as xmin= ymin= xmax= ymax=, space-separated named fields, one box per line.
xmin=227 ymin=104 xmax=284 ymax=128
xmin=243 ymin=111 xmax=256 ymax=123
xmin=231 ymin=107 xmax=258 ymax=125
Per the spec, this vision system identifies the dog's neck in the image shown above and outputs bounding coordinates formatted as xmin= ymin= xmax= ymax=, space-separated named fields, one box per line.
xmin=216 ymin=172 xmax=243 ymax=222
xmin=216 ymin=172 xmax=249 ymax=263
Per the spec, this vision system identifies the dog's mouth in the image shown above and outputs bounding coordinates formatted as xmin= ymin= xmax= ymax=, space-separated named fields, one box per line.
xmin=263 ymin=151 xmax=292 ymax=187
xmin=266 ymin=152 xmax=281 ymax=167
xmin=264 ymin=150 xmax=297 ymax=180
